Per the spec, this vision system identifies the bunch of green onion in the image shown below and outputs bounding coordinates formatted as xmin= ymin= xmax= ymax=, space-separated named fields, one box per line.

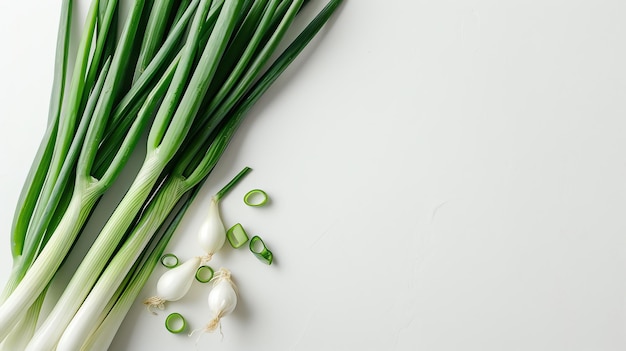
xmin=0 ymin=0 xmax=342 ymax=349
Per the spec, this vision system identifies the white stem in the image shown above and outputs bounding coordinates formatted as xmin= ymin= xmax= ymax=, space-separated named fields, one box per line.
xmin=0 ymin=193 xmax=96 ymax=342
xmin=0 ymin=319 xmax=23 ymax=351
xmin=56 ymin=179 xmax=186 ymax=351
xmin=197 ymin=197 xmax=226 ymax=255
xmin=78 ymin=295 xmax=117 ymax=351
xmin=0 ymin=292 xmax=45 ymax=351
xmin=26 ymin=158 xmax=163 ymax=351
xmin=79 ymin=294 xmax=133 ymax=351
xmin=80 ymin=258 xmax=157 ymax=351
xmin=0 ymin=264 xmax=25 ymax=304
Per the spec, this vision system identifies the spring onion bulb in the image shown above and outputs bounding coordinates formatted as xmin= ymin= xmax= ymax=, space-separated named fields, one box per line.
xmin=197 ymin=198 xmax=227 ymax=261
xmin=197 ymin=166 xmax=252 ymax=260
xmin=204 ymin=268 xmax=238 ymax=333
xmin=143 ymin=256 xmax=201 ymax=312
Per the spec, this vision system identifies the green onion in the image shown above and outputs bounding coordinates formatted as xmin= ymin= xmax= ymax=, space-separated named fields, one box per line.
xmin=0 ymin=0 xmax=344 ymax=348
xmin=2 ymin=0 xmax=93 ymax=301
xmin=195 ymin=266 xmax=215 ymax=283
xmin=133 ymin=0 xmax=175 ymax=81
xmin=0 ymin=288 xmax=47 ymax=350
xmin=203 ymin=268 xmax=238 ymax=332
xmin=250 ymin=236 xmax=273 ymax=265
xmin=7 ymin=0 xmax=71 ymax=268
xmin=197 ymin=167 xmax=252 ymax=261
xmin=165 ymin=312 xmax=187 ymax=334
xmin=227 ymin=223 xmax=250 ymax=248
xmin=160 ymin=254 xmax=179 ymax=269
xmin=1 ymin=0 xmax=158 ymax=344
xmin=243 ymin=189 xmax=269 ymax=207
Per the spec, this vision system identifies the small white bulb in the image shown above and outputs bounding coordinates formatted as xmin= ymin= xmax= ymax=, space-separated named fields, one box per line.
xmin=204 ymin=268 xmax=237 ymax=332
xmin=197 ymin=197 xmax=226 ymax=257
xmin=157 ymin=256 xmax=201 ymax=301
xmin=144 ymin=256 xmax=201 ymax=311
xmin=208 ymin=279 xmax=238 ymax=316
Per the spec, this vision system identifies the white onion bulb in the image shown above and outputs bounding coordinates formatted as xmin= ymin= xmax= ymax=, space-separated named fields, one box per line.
xmin=205 ymin=268 xmax=237 ymax=332
xmin=197 ymin=197 xmax=226 ymax=259
xmin=143 ymin=256 xmax=201 ymax=311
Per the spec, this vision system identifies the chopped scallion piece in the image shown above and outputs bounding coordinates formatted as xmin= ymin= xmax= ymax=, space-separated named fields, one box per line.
xmin=226 ymin=223 xmax=249 ymax=248
xmin=160 ymin=254 xmax=179 ymax=269
xmin=195 ymin=266 xmax=214 ymax=283
xmin=243 ymin=189 xmax=268 ymax=207
xmin=165 ymin=312 xmax=187 ymax=334
xmin=249 ymin=236 xmax=273 ymax=265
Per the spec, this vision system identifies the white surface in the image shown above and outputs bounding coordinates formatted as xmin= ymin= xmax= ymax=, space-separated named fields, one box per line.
xmin=2 ymin=0 xmax=626 ymax=350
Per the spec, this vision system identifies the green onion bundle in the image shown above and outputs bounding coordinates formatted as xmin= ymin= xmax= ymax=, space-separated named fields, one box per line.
xmin=0 ymin=0 xmax=343 ymax=349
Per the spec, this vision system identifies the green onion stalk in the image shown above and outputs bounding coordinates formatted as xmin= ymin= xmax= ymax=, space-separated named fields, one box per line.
xmin=3 ymin=0 xmax=86 ymax=301
xmin=0 ymin=1 xmax=126 ymax=348
xmin=0 ymin=0 xmax=201 ymax=345
xmin=3 ymin=0 xmax=204 ymax=307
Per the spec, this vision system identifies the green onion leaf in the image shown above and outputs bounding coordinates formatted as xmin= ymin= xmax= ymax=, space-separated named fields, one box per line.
xmin=215 ymin=166 xmax=252 ymax=201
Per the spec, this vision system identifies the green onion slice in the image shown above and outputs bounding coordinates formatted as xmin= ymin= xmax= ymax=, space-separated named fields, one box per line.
xmin=165 ymin=312 xmax=187 ymax=334
xmin=227 ymin=223 xmax=249 ymax=248
xmin=195 ymin=265 xmax=214 ymax=283
xmin=249 ymin=236 xmax=273 ymax=265
xmin=160 ymin=253 xmax=179 ymax=268
xmin=243 ymin=189 xmax=268 ymax=207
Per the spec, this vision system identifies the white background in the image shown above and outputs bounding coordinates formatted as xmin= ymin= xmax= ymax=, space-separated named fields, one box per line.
xmin=1 ymin=0 xmax=626 ymax=350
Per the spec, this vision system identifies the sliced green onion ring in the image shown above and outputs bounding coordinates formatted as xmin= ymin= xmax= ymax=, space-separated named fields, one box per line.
xmin=160 ymin=253 xmax=179 ymax=268
xmin=195 ymin=265 xmax=214 ymax=283
xmin=244 ymin=189 xmax=268 ymax=207
xmin=227 ymin=223 xmax=249 ymax=248
xmin=165 ymin=312 xmax=187 ymax=334
xmin=249 ymin=236 xmax=273 ymax=265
